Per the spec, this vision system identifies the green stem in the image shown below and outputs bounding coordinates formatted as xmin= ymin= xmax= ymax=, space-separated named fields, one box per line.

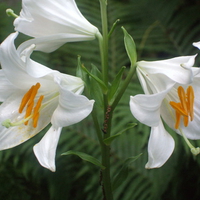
xmin=91 ymin=107 xmax=104 ymax=146
xmin=101 ymin=109 xmax=113 ymax=200
xmin=99 ymin=0 xmax=109 ymax=86
xmin=98 ymin=0 xmax=113 ymax=199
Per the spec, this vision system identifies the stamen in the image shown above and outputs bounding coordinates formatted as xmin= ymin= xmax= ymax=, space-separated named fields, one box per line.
xmin=170 ymin=86 xmax=195 ymax=129
xmin=187 ymin=86 xmax=194 ymax=121
xmin=18 ymin=83 xmax=43 ymax=127
xmin=169 ymin=102 xmax=187 ymax=116
xmin=169 ymin=86 xmax=199 ymax=156
xmin=2 ymin=82 xmax=44 ymax=129
xmin=19 ymin=86 xmax=34 ymax=113
xmin=178 ymin=86 xmax=187 ymax=112
xmin=32 ymin=95 xmax=44 ymax=128
xmin=23 ymin=83 xmax=41 ymax=126
xmin=33 ymin=113 xmax=39 ymax=128
xmin=183 ymin=116 xmax=189 ymax=127
xmin=175 ymin=111 xmax=181 ymax=129
xmin=24 ymin=101 xmax=34 ymax=125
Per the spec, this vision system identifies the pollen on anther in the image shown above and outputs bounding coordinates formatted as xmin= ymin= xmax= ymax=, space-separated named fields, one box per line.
xmin=187 ymin=86 xmax=194 ymax=121
xmin=32 ymin=95 xmax=44 ymax=128
xmin=170 ymin=85 xmax=195 ymax=129
xmin=18 ymin=86 xmax=34 ymax=113
xmin=18 ymin=82 xmax=42 ymax=127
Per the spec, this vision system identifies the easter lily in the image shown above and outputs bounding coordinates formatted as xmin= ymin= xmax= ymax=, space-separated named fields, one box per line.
xmin=14 ymin=0 xmax=100 ymax=52
xmin=0 ymin=32 xmax=94 ymax=171
xmin=130 ymin=55 xmax=200 ymax=168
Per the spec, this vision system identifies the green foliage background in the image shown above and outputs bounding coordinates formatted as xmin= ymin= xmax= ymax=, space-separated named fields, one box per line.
xmin=0 ymin=0 xmax=200 ymax=199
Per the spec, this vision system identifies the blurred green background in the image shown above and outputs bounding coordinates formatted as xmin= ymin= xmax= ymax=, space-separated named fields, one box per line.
xmin=0 ymin=0 xmax=200 ymax=199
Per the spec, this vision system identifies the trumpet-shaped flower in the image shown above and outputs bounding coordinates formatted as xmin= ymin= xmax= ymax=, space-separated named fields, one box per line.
xmin=130 ymin=55 xmax=200 ymax=168
xmin=14 ymin=0 xmax=100 ymax=52
xmin=0 ymin=32 xmax=94 ymax=171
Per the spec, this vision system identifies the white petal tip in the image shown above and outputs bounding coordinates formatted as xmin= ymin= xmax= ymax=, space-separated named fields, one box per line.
xmin=193 ymin=42 xmax=200 ymax=49
xmin=145 ymin=162 xmax=163 ymax=169
xmin=33 ymin=144 xmax=56 ymax=172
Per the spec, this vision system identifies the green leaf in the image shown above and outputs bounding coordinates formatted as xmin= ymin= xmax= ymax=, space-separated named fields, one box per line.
xmin=82 ymin=65 xmax=108 ymax=94
xmin=91 ymin=64 xmax=103 ymax=80
xmin=62 ymin=150 xmax=106 ymax=170
xmin=104 ymin=123 xmax=137 ymax=145
xmin=112 ymin=153 xmax=142 ymax=191
xmin=76 ymin=56 xmax=90 ymax=85
xmin=108 ymin=19 xmax=120 ymax=38
xmin=89 ymin=65 xmax=104 ymax=107
xmin=108 ymin=66 xmax=126 ymax=103
xmin=76 ymin=55 xmax=83 ymax=78
xmin=122 ymin=26 xmax=137 ymax=66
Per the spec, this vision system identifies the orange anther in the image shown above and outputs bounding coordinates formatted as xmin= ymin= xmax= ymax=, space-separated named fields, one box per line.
xmin=178 ymin=86 xmax=187 ymax=112
xmin=18 ymin=83 xmax=43 ymax=127
xmin=33 ymin=95 xmax=44 ymax=116
xmin=32 ymin=95 xmax=44 ymax=127
xmin=175 ymin=111 xmax=181 ymax=129
xmin=33 ymin=112 xmax=39 ymax=128
xmin=24 ymin=101 xmax=34 ymax=125
xmin=19 ymin=85 xmax=34 ymax=113
xmin=169 ymin=102 xmax=187 ymax=116
xmin=170 ymin=86 xmax=195 ymax=129
xmin=187 ymin=86 xmax=194 ymax=121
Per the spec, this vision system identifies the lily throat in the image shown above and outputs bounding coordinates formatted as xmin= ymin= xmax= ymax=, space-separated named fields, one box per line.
xmin=2 ymin=82 xmax=44 ymax=128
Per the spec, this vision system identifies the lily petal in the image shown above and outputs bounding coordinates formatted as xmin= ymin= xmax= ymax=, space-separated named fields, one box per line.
xmin=14 ymin=0 xmax=99 ymax=52
xmin=136 ymin=68 xmax=176 ymax=94
xmin=137 ymin=55 xmax=196 ymax=85
xmin=52 ymin=88 xmax=94 ymax=129
xmin=0 ymin=70 xmax=16 ymax=101
xmin=19 ymin=43 xmax=58 ymax=77
xmin=130 ymin=89 xmax=170 ymax=127
xmin=0 ymin=32 xmax=36 ymax=88
xmin=0 ymin=92 xmax=56 ymax=150
xmin=193 ymin=41 xmax=200 ymax=49
xmin=33 ymin=126 xmax=62 ymax=172
xmin=145 ymin=121 xmax=175 ymax=168
xmin=17 ymin=33 xmax=98 ymax=53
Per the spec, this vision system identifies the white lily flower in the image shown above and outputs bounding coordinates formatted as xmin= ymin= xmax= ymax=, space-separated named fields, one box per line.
xmin=14 ymin=0 xmax=100 ymax=52
xmin=130 ymin=55 xmax=200 ymax=168
xmin=193 ymin=41 xmax=200 ymax=49
xmin=0 ymin=32 xmax=94 ymax=171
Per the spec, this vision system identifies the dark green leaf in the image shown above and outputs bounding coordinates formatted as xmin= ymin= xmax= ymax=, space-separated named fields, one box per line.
xmin=103 ymin=123 xmax=137 ymax=145
xmin=112 ymin=154 xmax=142 ymax=191
xmin=108 ymin=66 xmax=126 ymax=103
xmin=62 ymin=150 xmax=105 ymax=169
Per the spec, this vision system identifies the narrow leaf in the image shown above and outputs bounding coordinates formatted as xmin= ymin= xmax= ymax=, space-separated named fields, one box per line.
xmin=76 ymin=56 xmax=89 ymax=85
xmin=108 ymin=66 xmax=126 ymax=102
xmin=104 ymin=123 xmax=137 ymax=145
xmin=62 ymin=150 xmax=105 ymax=169
xmin=112 ymin=153 xmax=142 ymax=191
xmin=82 ymin=65 xmax=108 ymax=93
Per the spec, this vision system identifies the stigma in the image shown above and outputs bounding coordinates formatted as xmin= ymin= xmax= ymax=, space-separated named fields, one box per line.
xmin=170 ymin=86 xmax=194 ymax=129
xmin=2 ymin=83 xmax=44 ymax=128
